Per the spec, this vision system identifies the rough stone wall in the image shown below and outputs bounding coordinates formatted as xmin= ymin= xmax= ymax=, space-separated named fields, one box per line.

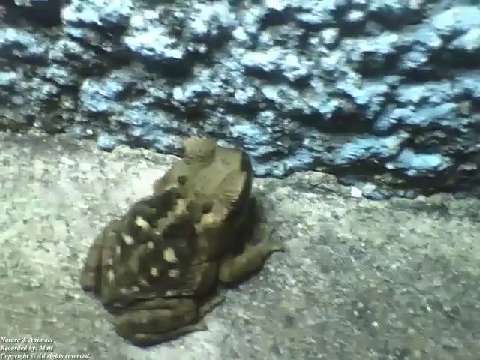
xmin=0 ymin=0 xmax=479 ymax=197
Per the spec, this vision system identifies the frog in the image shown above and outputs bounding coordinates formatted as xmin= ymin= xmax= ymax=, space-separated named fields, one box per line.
xmin=80 ymin=137 xmax=283 ymax=346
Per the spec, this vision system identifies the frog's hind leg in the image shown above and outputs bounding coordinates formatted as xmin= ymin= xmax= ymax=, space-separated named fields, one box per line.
xmin=113 ymin=298 xmax=206 ymax=346
xmin=128 ymin=294 xmax=226 ymax=345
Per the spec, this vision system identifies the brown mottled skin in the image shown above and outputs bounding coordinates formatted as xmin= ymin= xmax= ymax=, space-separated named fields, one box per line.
xmin=80 ymin=138 xmax=283 ymax=346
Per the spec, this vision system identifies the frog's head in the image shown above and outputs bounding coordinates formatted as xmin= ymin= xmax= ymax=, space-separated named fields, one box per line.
xmin=154 ymin=137 xmax=253 ymax=222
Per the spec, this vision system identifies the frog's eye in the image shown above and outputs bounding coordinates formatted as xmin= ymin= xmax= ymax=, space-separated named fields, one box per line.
xmin=177 ymin=175 xmax=188 ymax=185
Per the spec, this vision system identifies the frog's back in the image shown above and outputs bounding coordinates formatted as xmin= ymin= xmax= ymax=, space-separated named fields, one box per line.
xmin=90 ymin=138 xmax=255 ymax=307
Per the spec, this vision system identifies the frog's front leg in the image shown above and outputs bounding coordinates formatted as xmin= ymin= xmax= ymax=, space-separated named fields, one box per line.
xmin=112 ymin=298 xmax=207 ymax=346
xmin=218 ymin=242 xmax=284 ymax=284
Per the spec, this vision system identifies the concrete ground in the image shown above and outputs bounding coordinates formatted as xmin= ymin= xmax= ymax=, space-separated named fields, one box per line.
xmin=1 ymin=131 xmax=479 ymax=360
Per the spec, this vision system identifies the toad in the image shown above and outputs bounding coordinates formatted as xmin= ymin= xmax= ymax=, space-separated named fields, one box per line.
xmin=80 ymin=137 xmax=283 ymax=346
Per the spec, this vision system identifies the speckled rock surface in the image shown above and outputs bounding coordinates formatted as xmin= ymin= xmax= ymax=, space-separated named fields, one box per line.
xmin=0 ymin=1 xmax=480 ymax=195
xmin=1 ymin=131 xmax=479 ymax=359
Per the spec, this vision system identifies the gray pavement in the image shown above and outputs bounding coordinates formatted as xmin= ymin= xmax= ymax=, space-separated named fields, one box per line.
xmin=1 ymin=131 xmax=479 ymax=359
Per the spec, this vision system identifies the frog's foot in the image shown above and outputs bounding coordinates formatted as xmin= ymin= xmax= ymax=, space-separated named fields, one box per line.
xmin=219 ymin=242 xmax=285 ymax=284
xmin=199 ymin=293 xmax=225 ymax=317
xmin=126 ymin=322 xmax=208 ymax=346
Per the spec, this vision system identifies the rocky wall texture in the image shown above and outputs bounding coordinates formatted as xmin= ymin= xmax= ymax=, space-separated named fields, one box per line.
xmin=0 ymin=0 xmax=479 ymax=197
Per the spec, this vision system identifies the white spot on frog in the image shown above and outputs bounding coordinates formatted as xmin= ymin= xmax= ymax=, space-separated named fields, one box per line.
xmin=121 ymin=233 xmax=135 ymax=245
xmin=163 ymin=247 xmax=178 ymax=263
xmin=139 ymin=278 xmax=149 ymax=286
xmin=106 ymin=269 xmax=115 ymax=283
xmin=135 ymin=216 xmax=150 ymax=230
xmin=150 ymin=267 xmax=159 ymax=277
